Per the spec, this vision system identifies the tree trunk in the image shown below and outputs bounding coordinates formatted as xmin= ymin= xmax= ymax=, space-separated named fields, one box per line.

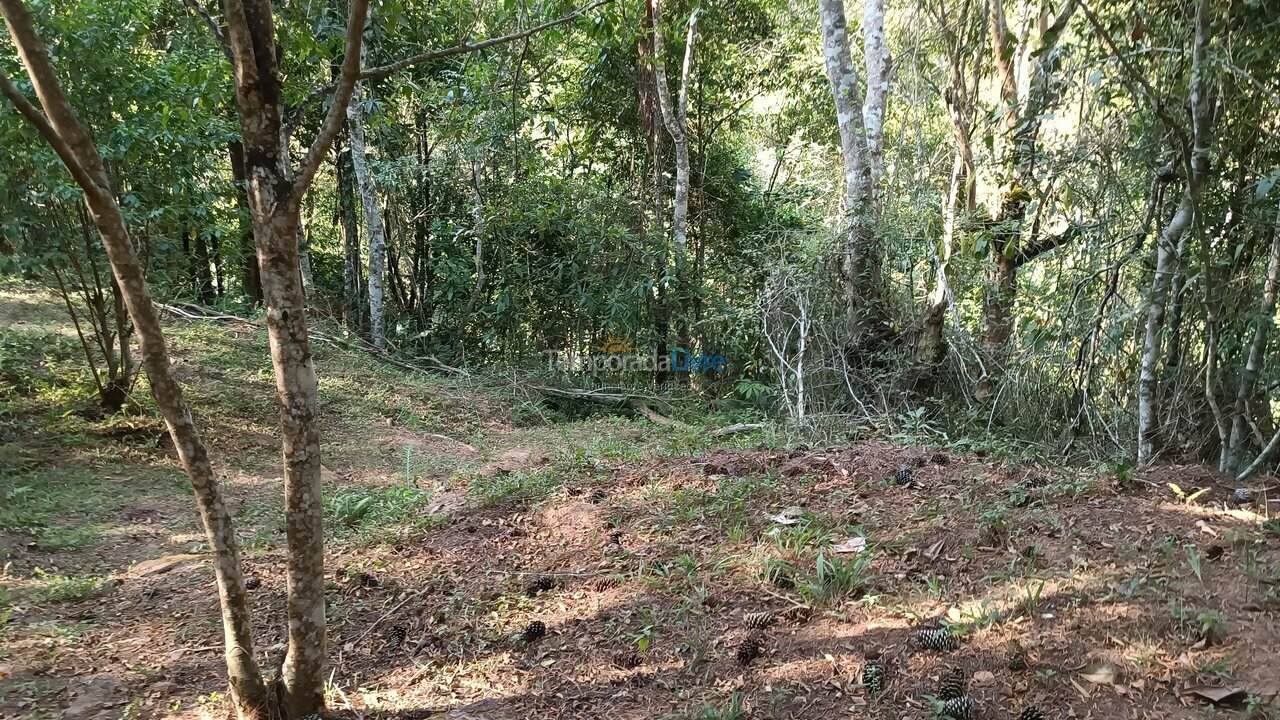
xmin=458 ymin=159 xmax=487 ymax=359
xmin=337 ymin=142 xmax=365 ymax=332
xmin=651 ymin=0 xmax=696 ymax=251
xmin=1227 ymin=205 xmax=1280 ymax=471
xmin=347 ymin=74 xmax=388 ymax=349
xmin=228 ymin=140 xmax=263 ymax=304
xmin=818 ymin=0 xmax=883 ymax=340
xmin=1137 ymin=0 xmax=1214 ymax=466
xmin=0 ymin=2 xmax=270 ymax=714
xmin=861 ymin=0 xmax=889 ymax=192
xmin=1137 ymin=189 xmax=1193 ymax=464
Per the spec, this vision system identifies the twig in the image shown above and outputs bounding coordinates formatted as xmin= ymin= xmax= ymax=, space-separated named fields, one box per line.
xmin=282 ymin=0 xmax=614 ymax=137
xmin=350 ymin=586 xmax=431 ymax=646
xmin=711 ymin=422 xmax=766 ymax=437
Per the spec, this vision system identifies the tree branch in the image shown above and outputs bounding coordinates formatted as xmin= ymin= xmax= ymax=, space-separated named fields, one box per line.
xmin=1014 ymin=223 xmax=1084 ymax=266
xmin=288 ymin=0 xmax=370 ymax=208
xmin=281 ymin=0 xmax=613 ymax=138
xmin=1078 ymin=0 xmax=1189 ymax=161
xmin=178 ymin=0 xmax=232 ymax=62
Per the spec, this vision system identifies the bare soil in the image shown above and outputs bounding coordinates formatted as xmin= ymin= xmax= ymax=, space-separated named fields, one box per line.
xmin=4 ymin=438 xmax=1280 ymax=720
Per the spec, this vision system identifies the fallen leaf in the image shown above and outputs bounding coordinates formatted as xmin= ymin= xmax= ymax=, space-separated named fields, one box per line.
xmin=972 ymin=670 xmax=996 ymax=686
xmin=1183 ymin=686 xmax=1246 ymax=705
xmin=1080 ymin=663 xmax=1117 ymax=684
xmin=767 ymin=506 xmax=805 ymax=525
xmin=832 ymin=536 xmax=867 ymax=553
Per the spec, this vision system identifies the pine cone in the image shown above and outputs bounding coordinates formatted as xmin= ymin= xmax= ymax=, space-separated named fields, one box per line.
xmin=1005 ymin=640 xmax=1029 ymax=671
xmin=735 ymin=634 xmax=764 ymax=665
xmin=768 ymin=566 xmax=795 ymax=590
xmin=861 ymin=659 xmax=886 ymax=692
xmin=914 ymin=627 xmax=959 ymax=652
xmin=1232 ymin=488 xmax=1257 ymax=505
xmin=1016 ymin=708 xmax=1046 ymax=720
xmin=894 ymin=464 xmax=918 ymax=486
xmin=743 ymin=611 xmax=775 ymax=630
xmin=585 ymin=576 xmax=620 ymax=592
xmin=525 ymin=576 xmax=558 ymax=597
xmin=354 ymin=572 xmax=379 ymax=588
xmin=520 ymin=620 xmax=546 ymax=644
xmin=613 ymin=651 xmax=642 ymax=669
xmin=386 ymin=624 xmax=407 ymax=649
xmin=244 ymin=576 xmax=261 ymax=591
xmin=938 ymin=666 xmax=967 ymax=700
xmin=589 ymin=489 xmax=608 ymax=504
xmin=779 ymin=605 xmax=812 ymax=625
xmin=940 ymin=697 xmax=975 ymax=719
xmin=931 ymin=452 xmax=951 ymax=465
xmin=1022 ymin=474 xmax=1051 ymax=489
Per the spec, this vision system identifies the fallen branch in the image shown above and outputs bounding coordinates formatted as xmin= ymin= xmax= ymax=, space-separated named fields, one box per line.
xmin=350 ymin=586 xmax=431 ymax=646
xmin=711 ymin=422 xmax=766 ymax=437
xmin=630 ymin=400 xmax=674 ymax=425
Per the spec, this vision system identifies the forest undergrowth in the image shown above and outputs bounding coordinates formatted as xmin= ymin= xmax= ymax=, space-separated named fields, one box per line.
xmin=2 ymin=284 xmax=1279 ymax=720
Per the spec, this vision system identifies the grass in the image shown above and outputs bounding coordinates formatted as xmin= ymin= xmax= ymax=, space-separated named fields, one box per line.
xmin=30 ymin=571 xmax=103 ymax=602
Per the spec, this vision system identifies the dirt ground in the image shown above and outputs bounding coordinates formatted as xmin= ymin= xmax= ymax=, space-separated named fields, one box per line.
xmin=3 ymin=437 xmax=1280 ymax=720
xmin=2 ymin=285 xmax=1280 ymax=720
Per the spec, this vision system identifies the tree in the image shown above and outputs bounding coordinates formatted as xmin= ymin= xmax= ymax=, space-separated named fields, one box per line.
xmin=818 ymin=0 xmax=885 ymax=340
xmin=347 ymin=36 xmax=388 ymax=350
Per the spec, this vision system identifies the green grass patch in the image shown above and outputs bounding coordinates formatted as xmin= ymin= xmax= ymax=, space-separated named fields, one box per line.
xmin=471 ymin=468 xmax=563 ymax=507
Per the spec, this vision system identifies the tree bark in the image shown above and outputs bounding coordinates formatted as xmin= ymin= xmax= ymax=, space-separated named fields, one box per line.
xmin=337 ymin=141 xmax=365 ymax=332
xmin=651 ymin=0 xmax=696 ymax=251
xmin=0 ymin=1 xmax=270 ymax=714
xmin=1136 ymin=0 xmax=1213 ymax=465
xmin=861 ymin=0 xmax=889 ymax=192
xmin=1228 ymin=204 xmax=1280 ymax=471
xmin=1137 ymin=189 xmax=1193 ymax=464
xmin=818 ymin=0 xmax=884 ymax=339
xmin=228 ymin=140 xmax=263 ymax=304
xmin=347 ymin=57 xmax=388 ymax=349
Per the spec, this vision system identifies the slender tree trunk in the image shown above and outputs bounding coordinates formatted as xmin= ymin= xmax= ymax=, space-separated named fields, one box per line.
xmin=228 ymin=140 xmax=263 ymax=304
xmin=1228 ymin=205 xmax=1280 ymax=471
xmin=337 ymin=142 xmax=365 ymax=332
xmin=347 ymin=74 xmax=388 ymax=349
xmin=819 ymin=0 xmax=884 ymax=339
xmin=1137 ymin=189 xmax=1193 ymax=464
xmin=1137 ymin=0 xmax=1214 ymax=465
xmin=651 ymin=0 xmax=696 ymax=250
xmin=458 ymin=159 xmax=487 ymax=359
xmin=0 ymin=2 xmax=270 ymax=715
xmin=861 ymin=0 xmax=889 ymax=192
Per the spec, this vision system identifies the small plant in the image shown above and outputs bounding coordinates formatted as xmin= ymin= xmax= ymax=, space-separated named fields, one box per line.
xmin=978 ymin=507 xmax=1010 ymax=546
xmin=1196 ymin=609 xmax=1226 ymax=643
xmin=798 ymin=549 xmax=871 ymax=604
xmin=1186 ymin=545 xmax=1204 ymax=584
xmin=1019 ymin=579 xmax=1046 ymax=616
xmin=631 ymin=624 xmax=657 ymax=652
xmin=699 ymin=692 xmax=745 ymax=720
xmin=36 ymin=570 xmax=101 ymax=601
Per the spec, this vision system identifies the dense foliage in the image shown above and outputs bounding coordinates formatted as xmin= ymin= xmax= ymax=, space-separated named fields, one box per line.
xmin=3 ymin=0 xmax=1279 ymax=473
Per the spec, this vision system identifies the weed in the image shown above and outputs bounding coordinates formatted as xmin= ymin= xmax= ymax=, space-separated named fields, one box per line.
xmin=798 ymin=550 xmax=871 ymax=605
xmin=471 ymin=468 xmax=562 ymax=507
xmin=1186 ymin=545 xmax=1204 ymax=584
xmin=36 ymin=571 xmax=102 ymax=601
xmin=979 ymin=506 xmax=1010 ymax=546
xmin=698 ymin=693 xmax=745 ymax=720
xmin=1019 ymin=579 xmax=1046 ymax=616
